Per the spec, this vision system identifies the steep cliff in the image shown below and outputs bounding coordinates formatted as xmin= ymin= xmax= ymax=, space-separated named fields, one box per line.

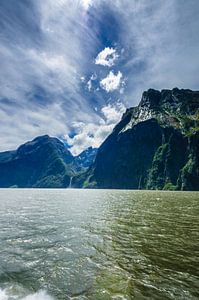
xmin=74 ymin=88 xmax=199 ymax=190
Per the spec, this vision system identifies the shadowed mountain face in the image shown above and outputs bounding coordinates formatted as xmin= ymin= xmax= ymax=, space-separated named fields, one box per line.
xmin=73 ymin=147 xmax=98 ymax=171
xmin=0 ymin=136 xmax=97 ymax=188
xmin=0 ymin=135 xmax=73 ymax=188
xmin=74 ymin=88 xmax=199 ymax=191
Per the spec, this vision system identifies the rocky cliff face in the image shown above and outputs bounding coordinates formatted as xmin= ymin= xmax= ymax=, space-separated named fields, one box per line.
xmin=74 ymin=88 xmax=199 ymax=190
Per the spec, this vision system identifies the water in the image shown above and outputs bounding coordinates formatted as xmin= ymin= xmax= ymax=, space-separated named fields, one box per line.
xmin=0 ymin=189 xmax=198 ymax=300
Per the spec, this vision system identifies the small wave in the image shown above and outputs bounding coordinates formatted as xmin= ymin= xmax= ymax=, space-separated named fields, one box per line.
xmin=0 ymin=288 xmax=7 ymax=300
xmin=23 ymin=290 xmax=54 ymax=300
xmin=0 ymin=288 xmax=54 ymax=300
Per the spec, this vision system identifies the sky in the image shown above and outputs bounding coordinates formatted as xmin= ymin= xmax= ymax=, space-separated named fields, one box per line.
xmin=0 ymin=0 xmax=199 ymax=155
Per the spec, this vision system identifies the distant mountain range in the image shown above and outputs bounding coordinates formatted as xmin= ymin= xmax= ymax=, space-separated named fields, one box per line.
xmin=0 ymin=88 xmax=198 ymax=190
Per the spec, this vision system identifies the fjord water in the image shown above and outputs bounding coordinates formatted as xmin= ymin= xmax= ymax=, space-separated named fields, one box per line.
xmin=0 ymin=190 xmax=198 ymax=300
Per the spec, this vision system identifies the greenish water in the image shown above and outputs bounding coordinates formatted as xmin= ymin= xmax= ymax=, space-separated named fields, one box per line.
xmin=0 ymin=189 xmax=198 ymax=300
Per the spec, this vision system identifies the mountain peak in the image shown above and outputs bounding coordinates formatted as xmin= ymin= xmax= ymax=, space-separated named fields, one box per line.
xmin=139 ymin=89 xmax=161 ymax=109
xmin=33 ymin=135 xmax=50 ymax=142
xmin=139 ymin=87 xmax=199 ymax=109
xmin=120 ymin=88 xmax=199 ymax=132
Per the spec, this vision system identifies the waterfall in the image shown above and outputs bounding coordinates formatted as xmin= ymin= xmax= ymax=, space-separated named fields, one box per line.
xmin=138 ymin=175 xmax=142 ymax=190
xmin=68 ymin=176 xmax=73 ymax=188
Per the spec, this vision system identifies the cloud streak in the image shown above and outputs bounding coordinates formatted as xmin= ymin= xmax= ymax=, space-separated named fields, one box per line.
xmin=0 ymin=0 xmax=199 ymax=153
xmin=0 ymin=0 xmax=100 ymax=151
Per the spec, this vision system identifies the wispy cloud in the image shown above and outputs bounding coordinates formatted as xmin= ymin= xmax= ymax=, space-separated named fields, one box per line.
xmin=110 ymin=0 xmax=199 ymax=103
xmin=0 ymin=0 xmax=100 ymax=150
xmin=0 ymin=0 xmax=199 ymax=152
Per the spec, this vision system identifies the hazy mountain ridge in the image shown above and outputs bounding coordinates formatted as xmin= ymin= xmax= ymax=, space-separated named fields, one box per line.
xmin=73 ymin=147 xmax=98 ymax=171
xmin=73 ymin=88 xmax=199 ymax=190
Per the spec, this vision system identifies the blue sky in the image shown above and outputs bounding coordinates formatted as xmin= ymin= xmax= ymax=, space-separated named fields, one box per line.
xmin=0 ymin=0 xmax=199 ymax=154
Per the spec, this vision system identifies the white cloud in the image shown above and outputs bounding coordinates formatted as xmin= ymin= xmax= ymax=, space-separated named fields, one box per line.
xmin=65 ymin=102 xmax=126 ymax=155
xmin=81 ymin=0 xmax=93 ymax=10
xmin=95 ymin=47 xmax=119 ymax=67
xmin=100 ymin=71 xmax=123 ymax=92
xmin=87 ymin=79 xmax=92 ymax=91
xmin=101 ymin=103 xmax=125 ymax=124
xmin=86 ymin=73 xmax=97 ymax=91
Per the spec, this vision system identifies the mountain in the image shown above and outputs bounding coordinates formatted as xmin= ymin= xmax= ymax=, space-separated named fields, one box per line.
xmin=73 ymin=147 xmax=98 ymax=171
xmin=0 ymin=135 xmax=74 ymax=188
xmin=0 ymin=135 xmax=97 ymax=188
xmin=73 ymin=88 xmax=199 ymax=190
